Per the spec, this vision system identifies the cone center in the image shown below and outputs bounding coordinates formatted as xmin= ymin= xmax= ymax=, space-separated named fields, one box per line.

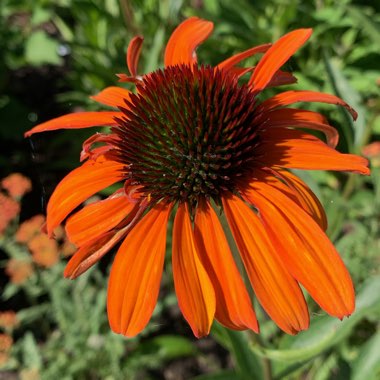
xmin=112 ymin=65 xmax=260 ymax=204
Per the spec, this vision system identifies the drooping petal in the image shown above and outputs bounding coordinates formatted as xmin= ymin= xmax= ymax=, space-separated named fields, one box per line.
xmin=90 ymin=87 xmax=132 ymax=108
xmin=126 ymin=36 xmax=144 ymax=77
xmin=116 ymin=73 xmax=142 ymax=84
xmin=172 ymin=202 xmax=216 ymax=338
xmin=65 ymin=191 xmax=135 ymax=246
xmin=275 ymin=170 xmax=328 ymax=230
xmin=249 ymin=29 xmax=312 ymax=93
xmin=261 ymin=108 xmax=338 ymax=147
xmin=244 ymin=180 xmax=355 ymax=318
xmin=164 ymin=17 xmax=213 ymax=67
xmin=64 ymin=230 xmax=121 ymax=279
xmin=107 ymin=202 xmax=172 ymax=336
xmin=24 ymin=112 xmax=122 ymax=137
xmin=46 ymin=157 xmax=125 ymax=236
xmin=216 ymin=43 xmax=271 ymax=71
xmin=194 ymin=199 xmax=258 ymax=332
xmin=222 ymin=194 xmax=309 ymax=334
xmin=256 ymin=90 xmax=357 ymax=120
xmin=257 ymin=128 xmax=370 ymax=175
xmin=266 ymin=70 xmax=298 ymax=88
xmin=80 ymin=133 xmax=119 ymax=162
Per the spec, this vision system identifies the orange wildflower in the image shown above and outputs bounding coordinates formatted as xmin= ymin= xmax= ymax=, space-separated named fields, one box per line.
xmin=15 ymin=215 xmax=45 ymax=243
xmin=0 ymin=334 xmax=13 ymax=352
xmin=25 ymin=18 xmax=369 ymax=337
xmin=1 ymin=173 xmax=32 ymax=199
xmin=0 ymin=194 xmax=20 ymax=235
xmin=362 ymin=141 xmax=380 ymax=167
xmin=5 ymin=258 xmax=34 ymax=284
xmin=28 ymin=234 xmax=59 ymax=268
xmin=61 ymin=239 xmax=77 ymax=257
xmin=0 ymin=311 xmax=18 ymax=330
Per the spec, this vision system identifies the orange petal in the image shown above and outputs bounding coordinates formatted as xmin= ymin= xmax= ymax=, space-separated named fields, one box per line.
xmin=172 ymin=203 xmax=216 ymax=338
xmin=64 ymin=231 xmax=119 ymax=279
xmin=244 ymin=181 xmax=355 ymax=318
xmin=90 ymin=87 xmax=132 ymax=108
xmin=127 ymin=36 xmax=144 ymax=77
xmin=222 ymin=194 xmax=309 ymax=334
xmin=194 ymin=199 xmax=258 ymax=332
xmin=257 ymin=90 xmax=357 ymax=120
xmin=257 ymin=128 xmax=370 ymax=175
xmin=107 ymin=202 xmax=172 ymax=336
xmin=47 ymin=158 xmax=124 ymax=236
xmin=24 ymin=112 xmax=122 ymax=137
xmin=65 ymin=192 xmax=135 ymax=246
xmin=262 ymin=108 xmax=338 ymax=147
xmin=249 ymin=29 xmax=312 ymax=92
xmin=164 ymin=17 xmax=213 ymax=67
xmin=275 ymin=170 xmax=327 ymax=230
xmin=216 ymin=43 xmax=271 ymax=71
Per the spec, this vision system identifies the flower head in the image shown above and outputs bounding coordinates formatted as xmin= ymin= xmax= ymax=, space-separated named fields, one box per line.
xmin=28 ymin=234 xmax=59 ymax=268
xmin=1 ymin=173 xmax=32 ymax=199
xmin=0 ymin=311 xmax=18 ymax=330
xmin=25 ymin=18 xmax=369 ymax=337
xmin=0 ymin=193 xmax=20 ymax=235
xmin=5 ymin=258 xmax=34 ymax=285
xmin=15 ymin=215 xmax=45 ymax=243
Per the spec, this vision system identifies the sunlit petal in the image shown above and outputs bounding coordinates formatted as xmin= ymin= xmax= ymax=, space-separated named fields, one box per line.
xmin=244 ymin=181 xmax=355 ymax=318
xmin=65 ymin=191 xmax=135 ymax=245
xmin=172 ymin=203 xmax=216 ymax=337
xmin=249 ymin=29 xmax=312 ymax=93
xmin=194 ymin=199 xmax=258 ymax=331
xmin=47 ymin=157 xmax=124 ymax=235
xmin=90 ymin=87 xmax=132 ymax=108
xmin=164 ymin=17 xmax=213 ymax=67
xmin=257 ymin=90 xmax=357 ymax=120
xmin=223 ymin=195 xmax=309 ymax=334
xmin=258 ymin=128 xmax=370 ymax=175
xmin=107 ymin=203 xmax=172 ymax=336
xmin=25 ymin=112 xmax=122 ymax=137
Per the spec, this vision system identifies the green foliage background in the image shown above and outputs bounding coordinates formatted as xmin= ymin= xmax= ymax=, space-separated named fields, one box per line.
xmin=0 ymin=0 xmax=379 ymax=379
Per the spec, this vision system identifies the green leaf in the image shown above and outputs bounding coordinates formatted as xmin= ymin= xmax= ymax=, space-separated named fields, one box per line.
xmin=347 ymin=6 xmax=380 ymax=46
xmin=211 ymin=323 xmax=264 ymax=380
xmin=25 ymin=31 xmax=63 ymax=66
xmin=149 ymin=335 xmax=196 ymax=360
xmin=351 ymin=331 xmax=380 ymax=380
xmin=322 ymin=51 xmax=366 ymax=150
xmin=22 ymin=332 xmax=43 ymax=370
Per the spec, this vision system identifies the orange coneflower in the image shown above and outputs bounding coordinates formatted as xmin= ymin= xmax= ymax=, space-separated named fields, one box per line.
xmin=25 ymin=17 xmax=370 ymax=337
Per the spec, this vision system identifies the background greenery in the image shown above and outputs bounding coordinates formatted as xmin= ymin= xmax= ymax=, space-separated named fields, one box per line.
xmin=0 ymin=0 xmax=379 ymax=379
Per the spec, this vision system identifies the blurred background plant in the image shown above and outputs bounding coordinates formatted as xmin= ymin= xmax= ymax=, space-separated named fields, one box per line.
xmin=0 ymin=0 xmax=379 ymax=379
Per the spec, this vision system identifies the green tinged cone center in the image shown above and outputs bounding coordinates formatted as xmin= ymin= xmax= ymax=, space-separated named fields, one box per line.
xmin=112 ymin=64 xmax=260 ymax=204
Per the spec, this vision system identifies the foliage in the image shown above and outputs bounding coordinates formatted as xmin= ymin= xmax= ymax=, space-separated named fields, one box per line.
xmin=1 ymin=0 xmax=379 ymax=379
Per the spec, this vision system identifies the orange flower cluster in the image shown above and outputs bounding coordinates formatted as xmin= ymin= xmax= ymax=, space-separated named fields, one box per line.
xmin=362 ymin=141 xmax=380 ymax=167
xmin=0 ymin=311 xmax=18 ymax=330
xmin=0 ymin=173 xmax=31 ymax=235
xmin=1 ymin=173 xmax=32 ymax=199
xmin=1 ymin=174 xmax=76 ymax=285
xmin=5 ymin=258 xmax=34 ymax=284
xmin=15 ymin=215 xmax=60 ymax=268
xmin=0 ymin=333 xmax=13 ymax=367
xmin=0 ymin=193 xmax=20 ymax=235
